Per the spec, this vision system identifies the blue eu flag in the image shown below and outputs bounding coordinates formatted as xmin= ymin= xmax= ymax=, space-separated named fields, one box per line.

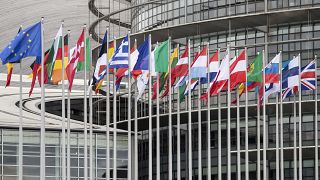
xmin=0 ymin=22 xmax=42 ymax=65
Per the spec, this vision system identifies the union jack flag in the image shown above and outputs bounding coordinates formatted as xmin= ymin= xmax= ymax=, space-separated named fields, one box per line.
xmin=282 ymin=60 xmax=316 ymax=99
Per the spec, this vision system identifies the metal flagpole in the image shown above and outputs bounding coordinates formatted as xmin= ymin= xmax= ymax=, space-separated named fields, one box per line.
xmin=245 ymin=47 xmax=249 ymax=180
xmin=168 ymin=37 xmax=173 ymax=180
xmin=280 ymin=51 xmax=284 ymax=180
xmin=83 ymin=24 xmax=88 ymax=180
xmin=197 ymin=46 xmax=202 ymax=180
xmin=236 ymin=50 xmax=241 ymax=180
xmin=148 ymin=34 xmax=153 ymax=180
xmin=187 ymin=39 xmax=192 ymax=180
xmin=128 ymin=31 xmax=132 ymax=180
xmin=256 ymin=52 xmax=261 ymax=180
xmin=156 ymin=42 xmax=160 ymax=180
xmin=206 ymin=43 xmax=211 ymax=180
xmin=105 ymin=29 xmax=110 ymax=180
xmin=134 ymin=38 xmax=139 ymax=180
xmin=18 ymin=47 xmax=23 ymax=180
xmin=67 ymin=30 xmax=71 ymax=180
xmin=298 ymin=54 xmax=302 ymax=180
xmin=262 ymin=49 xmax=267 ymax=180
xmin=217 ymin=48 xmax=222 ymax=180
xmin=176 ymin=44 xmax=181 ymax=180
xmin=227 ymin=45 xmax=231 ymax=180
xmin=293 ymin=57 xmax=297 ymax=180
xmin=89 ymin=34 xmax=94 ymax=180
xmin=275 ymin=52 xmax=281 ymax=180
xmin=61 ymin=21 xmax=66 ymax=180
xmin=40 ymin=17 xmax=46 ymax=180
xmin=18 ymin=24 xmax=23 ymax=180
xmin=315 ymin=55 xmax=318 ymax=180
xmin=113 ymin=38 xmax=117 ymax=180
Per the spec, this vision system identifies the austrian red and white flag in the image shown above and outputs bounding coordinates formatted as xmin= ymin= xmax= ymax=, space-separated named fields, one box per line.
xmin=66 ymin=30 xmax=85 ymax=91
xmin=229 ymin=50 xmax=246 ymax=90
xmin=173 ymin=48 xmax=189 ymax=89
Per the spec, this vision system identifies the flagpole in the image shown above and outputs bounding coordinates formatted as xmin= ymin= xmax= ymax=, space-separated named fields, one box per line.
xmin=256 ymin=52 xmax=261 ymax=180
xmin=127 ymin=30 xmax=132 ymax=180
xmin=134 ymin=38 xmax=139 ymax=180
xmin=40 ymin=17 xmax=46 ymax=180
xmin=227 ymin=45 xmax=231 ymax=180
xmin=113 ymin=38 xmax=117 ymax=180
xmin=206 ymin=42 xmax=211 ymax=180
xmin=236 ymin=49 xmax=241 ymax=180
xmin=18 ymin=42 xmax=23 ymax=180
xmin=105 ymin=28 xmax=110 ymax=180
xmin=61 ymin=20 xmax=66 ymax=180
xmin=148 ymin=34 xmax=153 ymax=180
xmin=88 ymin=34 xmax=94 ymax=180
xmin=244 ymin=47 xmax=249 ymax=180
xmin=280 ymin=51 xmax=284 ymax=180
xmin=187 ymin=39 xmax=192 ymax=180
xmin=168 ymin=37 xmax=173 ymax=180
xmin=217 ymin=48 xmax=222 ymax=180
xmin=67 ymin=30 xmax=71 ymax=180
xmin=156 ymin=42 xmax=160 ymax=180
xmin=315 ymin=55 xmax=318 ymax=180
xmin=83 ymin=24 xmax=88 ymax=180
xmin=262 ymin=49 xmax=267 ymax=180
xmin=197 ymin=46 xmax=202 ymax=180
xmin=292 ymin=56 xmax=297 ymax=180
xmin=275 ymin=52 xmax=281 ymax=180
xmin=298 ymin=54 xmax=302 ymax=180
xmin=176 ymin=44 xmax=181 ymax=180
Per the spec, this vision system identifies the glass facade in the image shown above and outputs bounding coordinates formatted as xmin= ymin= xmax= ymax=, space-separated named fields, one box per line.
xmin=0 ymin=129 xmax=128 ymax=180
xmin=124 ymin=0 xmax=320 ymax=180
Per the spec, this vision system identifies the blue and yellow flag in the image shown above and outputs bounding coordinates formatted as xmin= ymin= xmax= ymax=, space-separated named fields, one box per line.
xmin=0 ymin=22 xmax=42 ymax=64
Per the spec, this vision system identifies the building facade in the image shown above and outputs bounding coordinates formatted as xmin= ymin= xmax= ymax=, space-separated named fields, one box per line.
xmin=89 ymin=0 xmax=320 ymax=180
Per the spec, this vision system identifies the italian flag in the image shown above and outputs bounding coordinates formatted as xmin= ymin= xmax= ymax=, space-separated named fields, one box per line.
xmin=66 ymin=30 xmax=85 ymax=91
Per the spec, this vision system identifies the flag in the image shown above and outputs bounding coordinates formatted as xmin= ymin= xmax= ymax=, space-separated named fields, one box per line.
xmin=51 ymin=34 xmax=68 ymax=85
xmin=75 ymin=34 xmax=89 ymax=72
xmin=161 ymin=47 xmax=179 ymax=98
xmin=264 ymin=52 xmax=281 ymax=99
xmin=45 ymin=25 xmax=63 ymax=83
xmin=172 ymin=47 xmax=188 ymax=77
xmin=92 ymin=31 xmax=108 ymax=92
xmin=0 ymin=22 xmax=42 ymax=64
xmin=282 ymin=55 xmax=300 ymax=89
xmin=108 ymin=41 xmax=115 ymax=60
xmin=132 ymin=38 xmax=149 ymax=77
xmin=190 ymin=47 xmax=207 ymax=78
xmin=154 ymin=39 xmax=169 ymax=73
xmin=115 ymin=46 xmax=139 ymax=91
xmin=5 ymin=63 xmax=13 ymax=87
xmin=282 ymin=59 xmax=315 ymax=99
xmin=247 ymin=53 xmax=263 ymax=84
xmin=29 ymin=56 xmax=42 ymax=96
xmin=109 ymin=35 xmax=129 ymax=69
xmin=199 ymin=50 xmax=219 ymax=84
xmin=201 ymin=49 xmax=230 ymax=99
xmin=229 ymin=50 xmax=246 ymax=90
xmin=5 ymin=27 xmax=23 ymax=87
xmin=184 ymin=79 xmax=199 ymax=95
xmin=136 ymin=71 xmax=149 ymax=99
xmin=66 ymin=30 xmax=85 ymax=91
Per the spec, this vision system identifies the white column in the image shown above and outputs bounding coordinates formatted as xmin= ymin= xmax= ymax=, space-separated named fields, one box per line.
xmin=18 ymin=60 xmax=23 ymax=180
xmin=236 ymin=50 xmax=241 ymax=180
xmin=67 ymin=30 xmax=71 ymax=180
xmin=83 ymin=25 xmax=88 ymax=180
xmin=275 ymin=52 xmax=281 ymax=180
xmin=227 ymin=46 xmax=231 ymax=180
xmin=262 ymin=49 xmax=267 ymax=180
xmin=134 ymin=39 xmax=139 ymax=180
xmin=217 ymin=49 xmax=222 ymax=180
xmin=89 ymin=35 xmax=94 ymax=180
xmin=245 ymin=47 xmax=249 ymax=180
xmin=105 ymin=29 xmax=110 ymax=180
xmin=280 ymin=52 xmax=284 ymax=180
